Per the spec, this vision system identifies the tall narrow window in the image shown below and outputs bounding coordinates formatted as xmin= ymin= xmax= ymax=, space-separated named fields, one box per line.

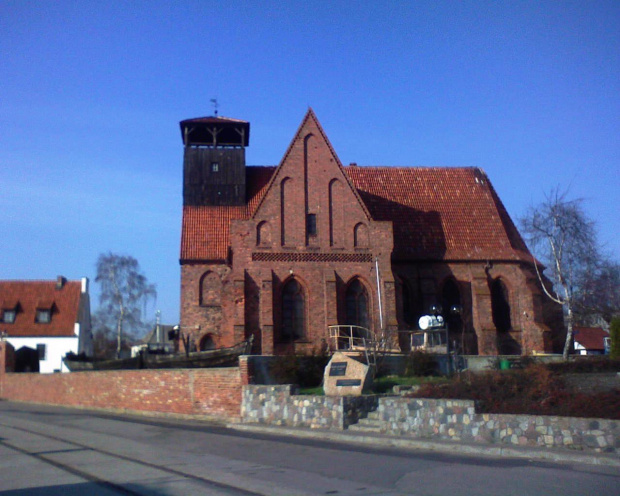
xmin=36 ymin=344 xmax=47 ymax=360
xmin=345 ymin=279 xmax=369 ymax=329
xmin=307 ymin=214 xmax=317 ymax=236
xmin=281 ymin=279 xmax=305 ymax=341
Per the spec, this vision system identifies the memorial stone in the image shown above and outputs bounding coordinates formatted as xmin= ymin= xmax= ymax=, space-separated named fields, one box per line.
xmin=323 ymin=352 xmax=373 ymax=396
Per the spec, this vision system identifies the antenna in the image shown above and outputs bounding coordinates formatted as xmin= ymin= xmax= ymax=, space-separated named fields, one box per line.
xmin=210 ymin=98 xmax=219 ymax=116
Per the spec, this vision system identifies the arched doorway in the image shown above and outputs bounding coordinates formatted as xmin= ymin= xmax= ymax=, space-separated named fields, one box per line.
xmin=199 ymin=334 xmax=216 ymax=351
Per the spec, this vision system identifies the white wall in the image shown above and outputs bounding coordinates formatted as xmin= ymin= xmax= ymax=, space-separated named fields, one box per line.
xmin=6 ymin=336 xmax=79 ymax=373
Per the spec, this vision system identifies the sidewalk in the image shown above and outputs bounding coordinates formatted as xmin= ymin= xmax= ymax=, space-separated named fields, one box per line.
xmin=228 ymin=422 xmax=620 ymax=468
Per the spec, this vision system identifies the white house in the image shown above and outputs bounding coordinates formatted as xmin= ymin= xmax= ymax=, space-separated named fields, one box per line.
xmin=0 ymin=276 xmax=92 ymax=373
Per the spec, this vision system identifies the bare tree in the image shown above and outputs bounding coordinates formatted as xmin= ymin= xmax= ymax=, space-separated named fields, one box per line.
xmin=95 ymin=253 xmax=157 ymax=358
xmin=520 ymin=189 xmax=600 ymax=360
xmin=574 ymin=259 xmax=620 ymax=328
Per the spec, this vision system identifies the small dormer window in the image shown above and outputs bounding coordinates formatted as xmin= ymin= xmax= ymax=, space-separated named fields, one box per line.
xmin=2 ymin=309 xmax=15 ymax=323
xmin=36 ymin=309 xmax=51 ymax=323
xmin=211 ymin=162 xmax=219 ymax=172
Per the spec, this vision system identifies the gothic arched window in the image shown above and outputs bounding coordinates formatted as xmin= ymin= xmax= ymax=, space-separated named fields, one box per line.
xmin=345 ymin=279 xmax=370 ymax=330
xmin=281 ymin=279 xmax=305 ymax=341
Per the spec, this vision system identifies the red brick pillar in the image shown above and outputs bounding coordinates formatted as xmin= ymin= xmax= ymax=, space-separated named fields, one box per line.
xmin=233 ymin=278 xmax=246 ymax=344
xmin=471 ymin=271 xmax=497 ymax=356
xmin=323 ymin=270 xmax=338 ymax=349
xmin=239 ymin=355 xmax=254 ymax=385
xmin=260 ymin=275 xmax=274 ymax=355
xmin=0 ymin=341 xmax=15 ymax=373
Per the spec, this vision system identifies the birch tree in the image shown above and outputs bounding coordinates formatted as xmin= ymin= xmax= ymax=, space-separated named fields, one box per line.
xmin=520 ymin=189 xmax=600 ymax=360
xmin=95 ymin=253 xmax=157 ymax=358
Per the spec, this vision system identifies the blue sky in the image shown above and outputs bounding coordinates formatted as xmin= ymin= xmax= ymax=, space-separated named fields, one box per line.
xmin=1 ymin=1 xmax=618 ymax=327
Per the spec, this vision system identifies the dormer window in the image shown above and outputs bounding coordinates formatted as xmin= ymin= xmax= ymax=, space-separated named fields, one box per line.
xmin=36 ymin=309 xmax=51 ymax=323
xmin=34 ymin=305 xmax=52 ymax=324
xmin=2 ymin=309 xmax=15 ymax=323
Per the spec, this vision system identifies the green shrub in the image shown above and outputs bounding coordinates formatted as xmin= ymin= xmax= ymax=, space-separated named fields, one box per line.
xmin=610 ymin=317 xmax=620 ymax=359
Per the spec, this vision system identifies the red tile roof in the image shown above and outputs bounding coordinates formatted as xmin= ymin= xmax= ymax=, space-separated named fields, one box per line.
xmin=574 ymin=327 xmax=609 ymax=351
xmin=346 ymin=166 xmax=532 ymax=261
xmin=180 ymin=165 xmax=533 ymax=263
xmin=180 ymin=167 xmax=274 ymax=261
xmin=0 ymin=280 xmax=82 ymax=337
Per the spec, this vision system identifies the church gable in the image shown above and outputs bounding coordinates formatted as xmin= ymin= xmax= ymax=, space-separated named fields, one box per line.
xmin=252 ymin=109 xmax=370 ymax=250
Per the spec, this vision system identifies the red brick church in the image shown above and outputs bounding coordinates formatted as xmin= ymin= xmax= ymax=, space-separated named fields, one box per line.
xmin=179 ymin=109 xmax=563 ymax=356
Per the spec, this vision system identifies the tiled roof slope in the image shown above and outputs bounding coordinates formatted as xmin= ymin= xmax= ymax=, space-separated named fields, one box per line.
xmin=0 ymin=280 xmax=82 ymax=337
xmin=181 ymin=167 xmax=275 ymax=261
xmin=346 ymin=166 xmax=532 ymax=261
xmin=180 ymin=166 xmax=532 ymax=263
xmin=574 ymin=326 xmax=609 ymax=350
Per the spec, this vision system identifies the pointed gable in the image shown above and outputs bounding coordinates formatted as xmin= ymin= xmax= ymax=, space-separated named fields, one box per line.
xmin=252 ymin=109 xmax=370 ymax=249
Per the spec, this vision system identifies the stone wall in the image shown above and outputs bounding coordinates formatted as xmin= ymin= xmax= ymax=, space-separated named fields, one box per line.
xmin=242 ymin=385 xmax=379 ymax=429
xmin=240 ymin=385 xmax=619 ymax=456
xmin=375 ymin=397 xmax=618 ymax=455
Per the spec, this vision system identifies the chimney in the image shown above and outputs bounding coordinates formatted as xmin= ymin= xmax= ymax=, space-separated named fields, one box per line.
xmin=56 ymin=276 xmax=66 ymax=290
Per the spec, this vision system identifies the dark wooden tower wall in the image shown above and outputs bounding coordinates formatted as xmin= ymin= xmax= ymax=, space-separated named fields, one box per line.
xmin=180 ymin=117 xmax=250 ymax=207
xmin=183 ymin=147 xmax=246 ymax=206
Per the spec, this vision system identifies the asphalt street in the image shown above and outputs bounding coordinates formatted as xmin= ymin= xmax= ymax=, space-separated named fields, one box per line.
xmin=0 ymin=401 xmax=618 ymax=496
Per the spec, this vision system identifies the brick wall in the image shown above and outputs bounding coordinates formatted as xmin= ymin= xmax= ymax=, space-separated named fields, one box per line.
xmin=0 ymin=346 xmax=251 ymax=420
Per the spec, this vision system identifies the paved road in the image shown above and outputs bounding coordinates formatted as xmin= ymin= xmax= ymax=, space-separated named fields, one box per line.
xmin=0 ymin=401 xmax=618 ymax=496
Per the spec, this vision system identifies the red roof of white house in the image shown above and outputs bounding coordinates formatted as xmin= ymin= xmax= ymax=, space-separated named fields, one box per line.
xmin=574 ymin=326 xmax=609 ymax=351
xmin=0 ymin=279 xmax=82 ymax=337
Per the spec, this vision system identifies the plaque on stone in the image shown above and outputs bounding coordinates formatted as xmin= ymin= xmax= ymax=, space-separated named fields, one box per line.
xmin=323 ymin=352 xmax=373 ymax=396
xmin=329 ymin=362 xmax=347 ymax=376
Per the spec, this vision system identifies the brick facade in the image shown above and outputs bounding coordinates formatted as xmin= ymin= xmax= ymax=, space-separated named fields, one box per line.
xmin=180 ymin=110 xmax=564 ymax=356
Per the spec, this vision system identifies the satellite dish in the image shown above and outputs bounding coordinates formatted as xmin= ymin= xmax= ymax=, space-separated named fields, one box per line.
xmin=418 ymin=315 xmax=444 ymax=330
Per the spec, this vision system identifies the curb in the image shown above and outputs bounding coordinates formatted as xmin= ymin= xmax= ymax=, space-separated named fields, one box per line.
xmin=228 ymin=423 xmax=620 ymax=468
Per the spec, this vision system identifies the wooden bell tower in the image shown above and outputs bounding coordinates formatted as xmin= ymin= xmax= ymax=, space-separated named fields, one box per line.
xmin=180 ymin=116 xmax=250 ymax=206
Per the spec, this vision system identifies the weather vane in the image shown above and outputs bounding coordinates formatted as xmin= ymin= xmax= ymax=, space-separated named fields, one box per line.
xmin=210 ymin=98 xmax=219 ymax=116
